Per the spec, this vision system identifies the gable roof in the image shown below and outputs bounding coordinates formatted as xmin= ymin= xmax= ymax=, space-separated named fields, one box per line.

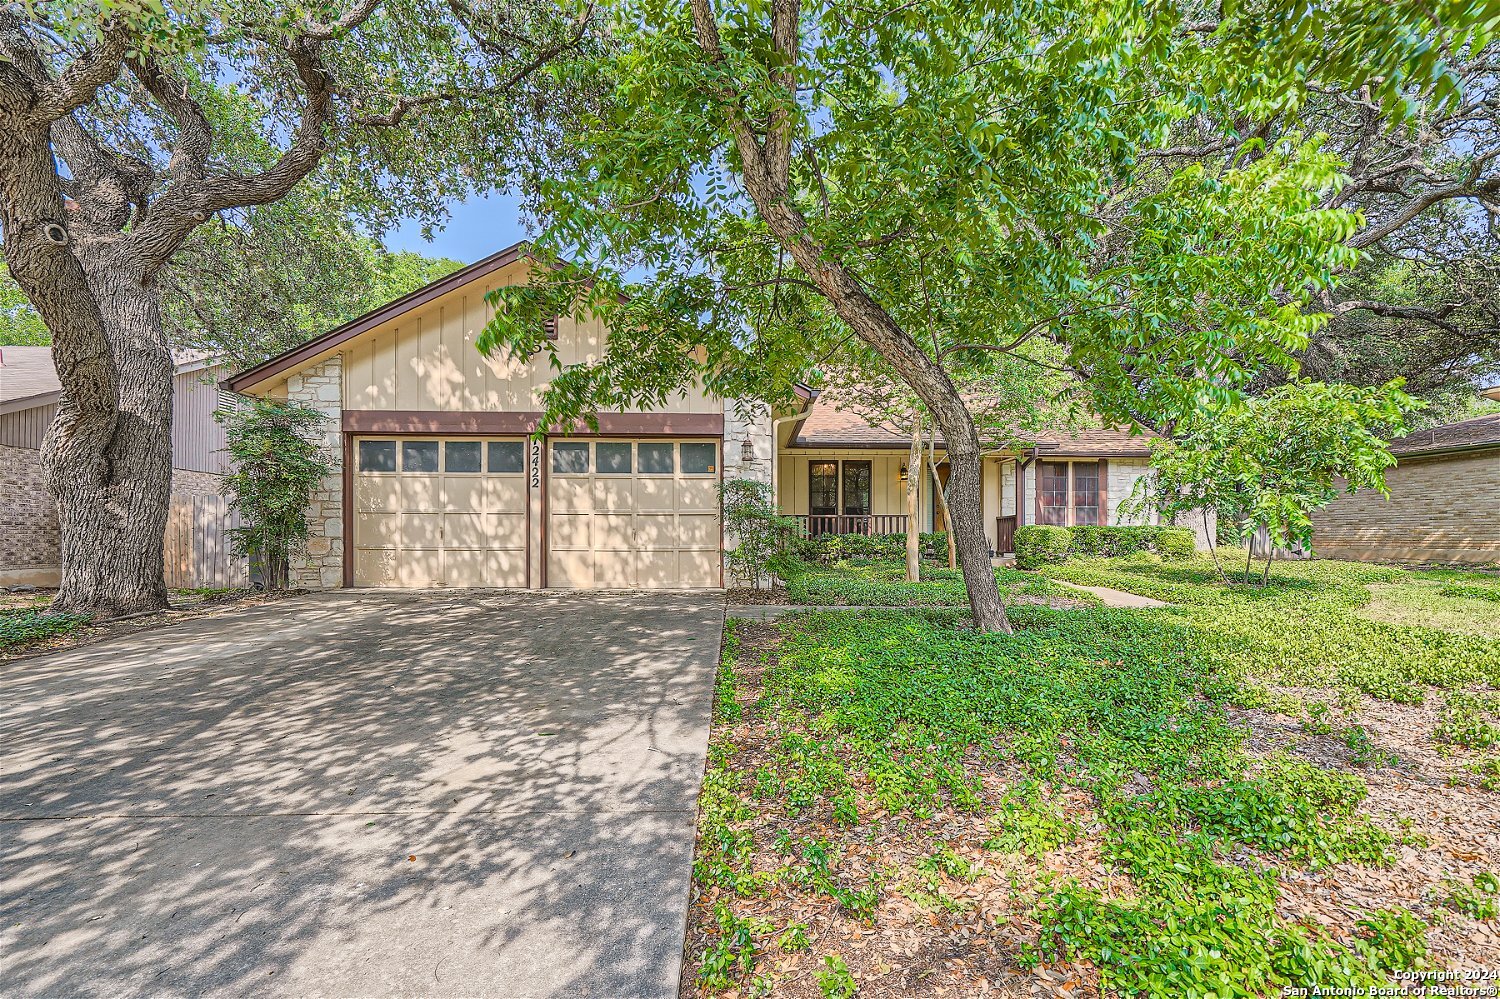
xmin=223 ymin=240 xmax=531 ymax=394
xmin=789 ymin=396 xmax=1156 ymax=456
xmin=1390 ymin=412 xmax=1500 ymax=458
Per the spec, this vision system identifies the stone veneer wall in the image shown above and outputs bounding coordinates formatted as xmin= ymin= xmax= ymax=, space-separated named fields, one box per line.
xmin=722 ymin=398 xmax=775 ymax=586
xmin=283 ymin=356 xmax=346 ymax=589
xmin=0 ymin=444 xmax=62 ymax=581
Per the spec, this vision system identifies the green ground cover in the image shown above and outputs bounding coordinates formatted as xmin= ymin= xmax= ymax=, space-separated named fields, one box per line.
xmin=692 ymin=555 xmax=1500 ymax=997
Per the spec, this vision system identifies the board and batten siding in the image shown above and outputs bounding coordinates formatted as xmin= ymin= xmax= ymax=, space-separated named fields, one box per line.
xmin=777 ymin=449 xmax=916 ymax=521
xmin=1312 ymin=449 xmax=1500 ymax=564
xmin=340 ymin=258 xmax=718 ymax=416
xmin=0 ymin=402 xmax=56 ymax=449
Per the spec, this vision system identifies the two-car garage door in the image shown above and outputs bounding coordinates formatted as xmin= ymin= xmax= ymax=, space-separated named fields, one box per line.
xmin=352 ymin=436 xmax=720 ymax=589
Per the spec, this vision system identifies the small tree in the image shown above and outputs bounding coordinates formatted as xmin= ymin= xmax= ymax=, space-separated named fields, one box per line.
xmin=720 ymin=478 xmax=803 ymax=589
xmin=1133 ymin=381 xmax=1418 ymax=585
xmin=216 ymin=400 xmax=333 ymax=591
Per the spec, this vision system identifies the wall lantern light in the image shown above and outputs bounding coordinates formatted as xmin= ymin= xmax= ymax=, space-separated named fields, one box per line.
xmin=741 ymin=435 xmax=757 ymax=465
xmin=899 ymin=462 xmax=909 ymax=481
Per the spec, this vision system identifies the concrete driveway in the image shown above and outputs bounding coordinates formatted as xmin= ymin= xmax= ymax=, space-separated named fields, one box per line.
xmin=0 ymin=590 xmax=724 ymax=998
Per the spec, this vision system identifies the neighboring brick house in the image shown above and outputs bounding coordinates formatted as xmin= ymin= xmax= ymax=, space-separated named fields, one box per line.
xmin=1311 ymin=409 xmax=1500 ymax=565
xmin=0 ymin=346 xmax=243 ymax=587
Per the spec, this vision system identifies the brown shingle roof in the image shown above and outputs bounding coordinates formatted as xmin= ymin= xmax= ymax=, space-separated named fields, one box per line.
xmin=1390 ymin=413 xmax=1500 ymax=457
xmin=790 ymin=397 xmax=1156 ymax=456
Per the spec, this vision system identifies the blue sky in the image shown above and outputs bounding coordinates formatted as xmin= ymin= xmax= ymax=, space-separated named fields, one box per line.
xmin=384 ymin=192 xmax=533 ymax=264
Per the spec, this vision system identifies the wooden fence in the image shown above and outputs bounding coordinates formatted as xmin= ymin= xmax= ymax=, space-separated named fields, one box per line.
xmin=163 ymin=494 xmax=249 ymax=588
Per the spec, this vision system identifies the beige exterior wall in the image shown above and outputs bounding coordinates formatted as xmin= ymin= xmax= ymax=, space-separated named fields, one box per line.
xmin=331 ymin=258 xmax=717 ymax=417
xmin=1312 ymin=448 xmax=1500 ymax=565
xmin=777 ymin=449 xmax=922 ymax=523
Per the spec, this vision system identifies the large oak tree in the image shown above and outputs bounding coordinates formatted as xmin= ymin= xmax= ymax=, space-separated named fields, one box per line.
xmin=0 ymin=0 xmax=589 ymax=616
xmin=481 ymin=0 xmax=1495 ymax=632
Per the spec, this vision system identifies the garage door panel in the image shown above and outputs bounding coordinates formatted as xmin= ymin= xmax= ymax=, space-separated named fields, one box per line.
xmin=443 ymin=549 xmax=526 ymax=588
xmin=550 ymin=513 xmax=592 ymax=550
xmin=633 ymin=477 xmax=675 ymax=511
xmin=398 ymin=549 xmax=443 ymax=587
xmin=354 ymin=548 xmax=398 ymax=586
xmin=548 ymin=550 xmax=593 ymax=589
xmin=678 ymin=549 xmax=719 ymax=588
xmin=401 ymin=513 xmax=443 ymax=548
xmin=595 ymin=513 xmax=635 ymax=550
xmin=594 ymin=553 xmax=636 ymax=588
xmin=356 ymin=476 xmax=400 ymax=513
xmin=443 ymin=477 xmax=485 ymax=513
xmin=356 ymin=512 xmax=400 ymax=550
xmin=634 ymin=513 xmax=675 ymax=548
xmin=678 ymin=478 xmax=718 ymax=511
xmin=400 ymin=476 xmax=438 ymax=509
xmin=678 ymin=512 xmax=719 ymax=547
xmin=443 ymin=513 xmax=490 ymax=548
xmin=485 ymin=478 xmax=527 ymax=513
xmin=550 ymin=477 xmax=593 ymax=513
xmin=637 ymin=550 xmax=678 ymax=588
xmin=490 ymin=512 xmax=527 ymax=541
xmin=594 ymin=477 xmax=635 ymax=511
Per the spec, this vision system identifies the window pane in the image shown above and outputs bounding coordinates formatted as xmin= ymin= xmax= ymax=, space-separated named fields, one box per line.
xmin=552 ymin=441 xmax=590 ymax=474
xmin=638 ymin=442 xmax=674 ymax=474
xmin=1039 ymin=461 xmax=1069 ymax=526
xmin=488 ymin=441 xmax=525 ymax=473
xmin=402 ymin=440 xmax=439 ymax=473
xmin=1072 ymin=462 xmax=1100 ymax=526
xmin=597 ymin=442 xmax=633 ymax=474
xmin=681 ymin=442 xmax=717 ymax=475
xmin=444 ymin=440 xmax=482 ymax=473
xmin=809 ymin=461 xmax=838 ymax=516
xmin=358 ymin=440 xmax=396 ymax=472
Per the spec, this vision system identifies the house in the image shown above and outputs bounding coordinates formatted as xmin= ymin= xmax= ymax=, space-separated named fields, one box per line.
xmin=0 ymin=346 xmax=243 ymax=588
xmin=221 ymin=241 xmax=1205 ymax=592
xmin=1311 ymin=405 xmax=1500 ymax=565
xmin=776 ymin=395 xmax=1212 ymax=555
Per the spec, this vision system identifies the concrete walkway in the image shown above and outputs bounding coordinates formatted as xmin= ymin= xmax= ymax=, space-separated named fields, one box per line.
xmin=1 ymin=589 xmax=724 ymax=998
xmin=1053 ymin=583 xmax=1169 ymax=608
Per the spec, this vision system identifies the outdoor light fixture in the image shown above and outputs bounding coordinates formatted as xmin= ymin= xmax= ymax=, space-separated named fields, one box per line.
xmin=741 ymin=435 xmax=756 ymax=464
xmin=899 ymin=462 xmax=909 ymax=481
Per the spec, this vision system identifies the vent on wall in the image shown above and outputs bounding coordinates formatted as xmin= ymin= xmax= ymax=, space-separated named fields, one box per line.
xmin=544 ymin=317 xmax=559 ymax=341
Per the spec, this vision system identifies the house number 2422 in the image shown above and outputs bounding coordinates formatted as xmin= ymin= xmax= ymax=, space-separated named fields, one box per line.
xmin=530 ymin=441 xmax=541 ymax=488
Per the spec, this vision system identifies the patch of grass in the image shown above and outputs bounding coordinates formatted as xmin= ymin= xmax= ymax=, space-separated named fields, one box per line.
xmin=0 ymin=609 xmax=90 ymax=654
xmin=1040 ymin=554 xmax=1500 ymax=699
xmin=715 ymin=619 xmax=744 ymax=724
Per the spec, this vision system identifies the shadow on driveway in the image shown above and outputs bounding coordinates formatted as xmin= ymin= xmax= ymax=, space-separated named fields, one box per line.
xmin=1 ymin=589 xmax=724 ymax=997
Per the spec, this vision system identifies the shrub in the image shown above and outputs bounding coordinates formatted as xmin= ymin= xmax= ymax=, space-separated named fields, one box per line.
xmin=1155 ymin=526 xmax=1197 ymax=558
xmin=721 ymin=479 xmax=804 ymax=587
xmin=1014 ymin=525 xmax=1072 ymax=569
xmin=215 ymin=399 xmax=333 ymax=590
xmin=1068 ymin=525 xmax=1160 ymax=557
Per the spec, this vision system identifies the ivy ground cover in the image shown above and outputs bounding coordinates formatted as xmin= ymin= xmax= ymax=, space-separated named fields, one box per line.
xmin=686 ymin=557 xmax=1500 ymax=998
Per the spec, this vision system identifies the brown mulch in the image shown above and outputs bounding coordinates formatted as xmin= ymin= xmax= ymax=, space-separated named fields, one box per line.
xmin=1229 ymin=689 xmax=1500 ymax=969
xmin=681 ymin=630 xmax=1500 ymax=997
xmin=1 ymin=587 xmax=290 ymax=662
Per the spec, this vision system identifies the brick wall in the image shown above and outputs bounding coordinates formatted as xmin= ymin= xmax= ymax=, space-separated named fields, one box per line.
xmin=284 ymin=356 xmax=345 ymax=589
xmin=0 ymin=444 xmax=61 ymax=581
xmin=1312 ymin=447 xmax=1500 ymax=565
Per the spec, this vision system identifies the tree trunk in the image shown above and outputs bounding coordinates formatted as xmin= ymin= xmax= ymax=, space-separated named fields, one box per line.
xmin=927 ymin=432 xmax=957 ymax=569
xmin=45 ymin=248 xmax=174 ymax=617
xmin=906 ymin=416 xmax=922 ymax=582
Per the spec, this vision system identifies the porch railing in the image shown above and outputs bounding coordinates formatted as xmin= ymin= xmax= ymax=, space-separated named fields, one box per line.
xmin=794 ymin=514 xmax=909 ymax=537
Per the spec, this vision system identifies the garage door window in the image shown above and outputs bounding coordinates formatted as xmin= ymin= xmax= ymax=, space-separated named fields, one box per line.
xmin=488 ymin=441 xmax=525 ymax=473
xmin=358 ymin=440 xmax=397 ymax=472
xmin=552 ymin=441 xmax=590 ymax=474
xmin=402 ymin=440 xmax=439 ymax=473
xmin=681 ymin=442 xmax=717 ymax=475
xmin=444 ymin=440 xmax=482 ymax=473
xmin=638 ymin=442 xmax=674 ymax=474
xmin=597 ymin=441 xmax=633 ymax=474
